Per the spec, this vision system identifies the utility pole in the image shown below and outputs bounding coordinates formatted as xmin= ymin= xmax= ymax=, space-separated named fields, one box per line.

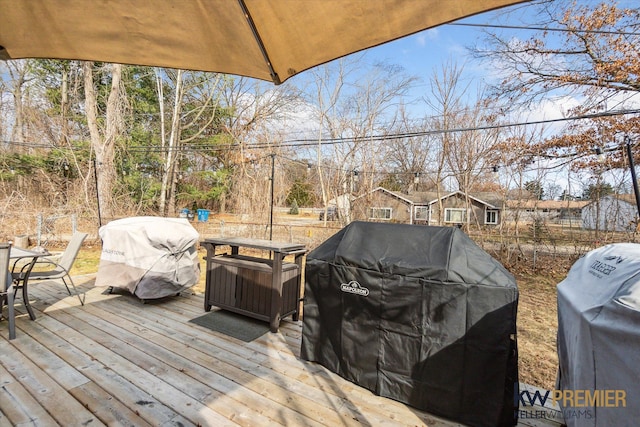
xmin=269 ymin=153 xmax=275 ymax=241
xmin=625 ymin=136 xmax=640 ymax=220
xmin=93 ymin=159 xmax=102 ymax=228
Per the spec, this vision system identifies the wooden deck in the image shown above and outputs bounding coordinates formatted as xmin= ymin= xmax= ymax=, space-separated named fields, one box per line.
xmin=1 ymin=276 xmax=562 ymax=427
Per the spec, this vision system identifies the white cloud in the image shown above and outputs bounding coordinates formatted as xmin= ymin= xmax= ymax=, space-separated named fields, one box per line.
xmin=415 ymin=28 xmax=439 ymax=47
xmin=528 ymin=96 xmax=581 ymax=121
xmin=268 ymin=99 xmax=320 ymax=142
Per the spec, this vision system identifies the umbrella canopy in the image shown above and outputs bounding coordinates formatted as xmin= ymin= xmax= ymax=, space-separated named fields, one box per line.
xmin=0 ymin=0 xmax=526 ymax=84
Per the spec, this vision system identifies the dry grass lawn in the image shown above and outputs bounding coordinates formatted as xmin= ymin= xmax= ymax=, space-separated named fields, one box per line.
xmin=514 ymin=272 xmax=562 ymax=389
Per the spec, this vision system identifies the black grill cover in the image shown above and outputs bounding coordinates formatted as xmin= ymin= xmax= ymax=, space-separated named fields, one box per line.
xmin=301 ymin=222 xmax=518 ymax=427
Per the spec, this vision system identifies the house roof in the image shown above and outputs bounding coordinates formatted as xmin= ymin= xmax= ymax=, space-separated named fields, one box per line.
xmin=424 ymin=190 xmax=500 ymax=209
xmin=582 ymin=194 xmax=638 ymax=208
xmin=360 ymin=187 xmax=503 ymax=209
xmin=505 ymin=199 xmax=590 ymax=209
xmin=352 ymin=187 xmax=415 ymax=204
xmin=360 ymin=187 xmax=605 ymax=212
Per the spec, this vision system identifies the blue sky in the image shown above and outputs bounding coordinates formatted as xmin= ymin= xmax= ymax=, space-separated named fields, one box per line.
xmin=303 ymin=2 xmax=547 ymax=120
xmin=283 ymin=2 xmax=545 ymax=142
xmin=371 ymin=20 xmax=487 ymax=83
xmin=341 ymin=0 xmax=636 ymax=132
xmin=286 ymin=2 xmax=555 ymax=134
xmin=355 ymin=0 xmax=638 ymax=110
xmin=286 ymin=0 xmax=639 ymax=195
xmin=359 ymin=4 xmax=530 ymax=91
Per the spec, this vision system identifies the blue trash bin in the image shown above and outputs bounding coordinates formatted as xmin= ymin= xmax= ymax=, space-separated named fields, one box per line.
xmin=197 ymin=209 xmax=210 ymax=222
xmin=179 ymin=208 xmax=190 ymax=218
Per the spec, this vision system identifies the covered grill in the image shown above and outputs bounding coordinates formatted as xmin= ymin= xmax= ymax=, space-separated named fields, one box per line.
xmin=557 ymin=243 xmax=640 ymax=426
xmin=301 ymin=221 xmax=518 ymax=427
xmin=96 ymin=216 xmax=200 ymax=300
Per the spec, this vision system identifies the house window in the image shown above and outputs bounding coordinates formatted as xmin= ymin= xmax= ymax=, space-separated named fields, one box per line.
xmin=369 ymin=207 xmax=392 ymax=220
xmin=485 ymin=210 xmax=498 ymax=225
xmin=444 ymin=208 xmax=467 ymax=223
xmin=415 ymin=206 xmax=429 ymax=221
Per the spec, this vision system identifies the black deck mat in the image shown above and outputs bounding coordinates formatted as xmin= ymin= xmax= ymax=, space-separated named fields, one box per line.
xmin=189 ymin=310 xmax=270 ymax=342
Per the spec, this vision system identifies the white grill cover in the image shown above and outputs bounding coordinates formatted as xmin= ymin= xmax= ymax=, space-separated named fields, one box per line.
xmin=557 ymin=243 xmax=640 ymax=426
xmin=96 ymin=216 xmax=200 ymax=299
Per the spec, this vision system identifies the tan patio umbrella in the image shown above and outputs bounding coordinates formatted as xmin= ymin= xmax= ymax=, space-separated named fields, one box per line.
xmin=0 ymin=0 xmax=526 ymax=84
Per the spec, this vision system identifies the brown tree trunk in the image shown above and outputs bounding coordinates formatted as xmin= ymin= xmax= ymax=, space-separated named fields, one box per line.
xmin=83 ymin=62 xmax=123 ymax=221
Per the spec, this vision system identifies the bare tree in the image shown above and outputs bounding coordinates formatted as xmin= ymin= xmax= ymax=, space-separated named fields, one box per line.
xmin=444 ymin=98 xmax=503 ymax=194
xmin=83 ymin=61 xmax=125 ymax=221
xmin=219 ymin=77 xmax=301 ymax=217
xmin=4 ymin=59 xmax=35 ymax=151
xmin=304 ymin=57 xmax=417 ymax=225
xmin=473 ymin=1 xmax=640 ymax=174
xmin=305 ymin=58 xmax=352 ymax=225
xmin=474 ymin=1 xmax=640 ymax=106
xmin=341 ymin=62 xmax=418 ymax=198
xmin=422 ymin=61 xmax=468 ymax=225
xmin=0 ymin=60 xmax=36 ymax=200
xmin=384 ymin=105 xmax=435 ymax=193
xmin=420 ymin=60 xmax=511 ymax=227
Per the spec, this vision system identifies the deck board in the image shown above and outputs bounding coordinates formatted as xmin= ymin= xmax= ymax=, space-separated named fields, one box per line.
xmin=0 ymin=276 xmax=562 ymax=427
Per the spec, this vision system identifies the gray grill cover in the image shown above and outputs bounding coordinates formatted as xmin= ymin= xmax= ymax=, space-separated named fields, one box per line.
xmin=557 ymin=243 xmax=640 ymax=426
xmin=301 ymin=222 xmax=518 ymax=427
xmin=96 ymin=216 xmax=200 ymax=299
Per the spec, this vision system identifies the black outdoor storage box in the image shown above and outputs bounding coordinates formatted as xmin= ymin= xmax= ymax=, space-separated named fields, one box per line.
xmin=301 ymin=221 xmax=519 ymax=427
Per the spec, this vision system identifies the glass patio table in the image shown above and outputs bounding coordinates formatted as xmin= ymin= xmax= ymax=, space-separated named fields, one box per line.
xmin=10 ymin=246 xmax=50 ymax=320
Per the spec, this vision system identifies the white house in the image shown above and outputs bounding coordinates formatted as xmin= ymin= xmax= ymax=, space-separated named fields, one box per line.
xmin=582 ymin=195 xmax=639 ymax=232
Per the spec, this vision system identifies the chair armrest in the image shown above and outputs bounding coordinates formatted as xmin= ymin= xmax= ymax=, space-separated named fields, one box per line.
xmin=32 ymin=258 xmax=59 ymax=268
xmin=11 ymin=262 xmax=33 ymax=281
xmin=12 ymin=258 xmax=58 ymax=279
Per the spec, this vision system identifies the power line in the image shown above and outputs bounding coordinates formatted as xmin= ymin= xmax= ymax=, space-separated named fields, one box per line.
xmin=1 ymin=140 xmax=55 ymax=149
xmin=272 ymin=152 xmax=583 ymax=178
xmin=119 ymin=107 xmax=640 ymax=153
xmin=240 ymin=107 xmax=640 ymax=150
xmin=4 ymin=107 xmax=639 ymax=154
xmin=450 ymin=22 xmax=640 ymax=37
